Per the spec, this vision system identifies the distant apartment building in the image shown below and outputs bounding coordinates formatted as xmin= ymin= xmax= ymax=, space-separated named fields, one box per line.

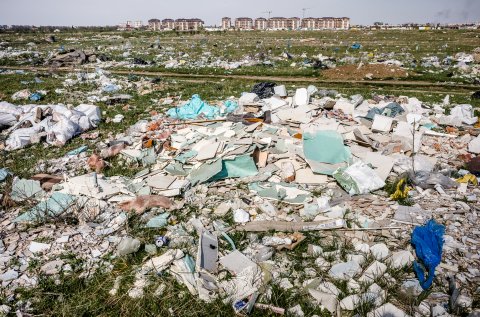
xmin=162 ymin=19 xmax=175 ymax=30
xmin=287 ymin=17 xmax=301 ymax=30
xmin=323 ymin=17 xmax=336 ymax=29
xmin=222 ymin=17 xmax=232 ymax=30
xmin=148 ymin=19 xmax=161 ymax=31
xmin=126 ymin=21 xmax=143 ymax=29
xmin=235 ymin=17 xmax=254 ymax=30
xmin=144 ymin=18 xmax=204 ymax=31
xmin=174 ymin=18 xmax=204 ymax=31
xmin=301 ymin=17 xmax=349 ymax=30
xmin=268 ymin=17 xmax=301 ymax=30
xmin=255 ymin=18 xmax=268 ymax=30
xmin=268 ymin=17 xmax=287 ymax=30
xmin=301 ymin=18 xmax=316 ymax=29
xmin=225 ymin=16 xmax=349 ymax=31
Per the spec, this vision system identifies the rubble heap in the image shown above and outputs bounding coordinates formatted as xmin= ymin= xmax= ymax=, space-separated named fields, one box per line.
xmin=1 ymin=82 xmax=480 ymax=316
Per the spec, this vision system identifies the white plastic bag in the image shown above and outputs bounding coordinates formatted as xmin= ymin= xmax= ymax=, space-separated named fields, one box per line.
xmin=6 ymin=127 xmax=39 ymax=150
xmin=334 ymin=161 xmax=385 ymax=195
xmin=48 ymin=116 xmax=79 ymax=146
xmin=75 ymin=104 xmax=101 ymax=125
xmin=0 ymin=101 xmax=22 ymax=116
xmin=450 ymin=104 xmax=477 ymax=125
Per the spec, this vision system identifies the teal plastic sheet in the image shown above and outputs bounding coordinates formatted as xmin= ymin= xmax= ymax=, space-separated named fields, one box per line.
xmin=211 ymin=155 xmax=258 ymax=181
xmin=303 ymin=131 xmax=351 ymax=175
xmin=145 ymin=213 xmax=170 ymax=228
xmin=221 ymin=232 xmax=237 ymax=250
xmin=127 ymin=181 xmax=151 ymax=195
xmin=121 ymin=148 xmax=156 ymax=166
xmin=14 ymin=192 xmax=77 ymax=223
xmin=11 ymin=179 xmax=45 ymax=202
xmin=165 ymin=161 xmax=188 ymax=176
xmin=224 ymin=100 xmax=238 ymax=113
xmin=422 ymin=123 xmax=437 ymax=130
xmin=0 ymin=168 xmax=11 ymax=182
xmin=175 ymin=150 xmax=197 ymax=164
xmin=189 ymin=159 xmax=223 ymax=186
xmin=184 ymin=254 xmax=195 ymax=273
xmin=167 ymin=94 xmax=220 ymax=120
xmin=67 ymin=145 xmax=88 ymax=156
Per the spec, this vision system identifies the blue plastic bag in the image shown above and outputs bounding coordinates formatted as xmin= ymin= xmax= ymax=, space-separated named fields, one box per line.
xmin=166 ymin=94 xmax=220 ymax=120
xmin=102 ymin=84 xmax=120 ymax=93
xmin=351 ymin=43 xmax=362 ymax=50
xmin=411 ymin=219 xmax=445 ymax=290
xmin=29 ymin=92 xmax=42 ymax=102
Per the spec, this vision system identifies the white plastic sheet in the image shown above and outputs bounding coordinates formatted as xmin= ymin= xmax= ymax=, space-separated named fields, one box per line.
xmin=4 ymin=103 xmax=101 ymax=150
xmin=333 ymin=161 xmax=385 ymax=195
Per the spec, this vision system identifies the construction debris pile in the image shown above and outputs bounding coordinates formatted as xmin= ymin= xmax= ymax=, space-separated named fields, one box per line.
xmin=1 ymin=82 xmax=480 ymax=316
xmin=46 ymin=49 xmax=99 ymax=68
xmin=0 ymin=101 xmax=101 ymax=150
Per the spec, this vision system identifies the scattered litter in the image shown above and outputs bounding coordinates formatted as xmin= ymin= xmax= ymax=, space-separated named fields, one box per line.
xmin=1 ymin=44 xmax=479 ymax=317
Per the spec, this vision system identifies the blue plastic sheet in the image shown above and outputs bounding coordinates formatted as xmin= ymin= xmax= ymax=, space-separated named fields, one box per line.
xmin=351 ymin=43 xmax=362 ymax=49
xmin=224 ymin=100 xmax=238 ymax=113
xmin=365 ymin=102 xmax=404 ymax=120
xmin=411 ymin=219 xmax=445 ymax=290
xmin=0 ymin=168 xmax=11 ymax=182
xmin=167 ymin=94 xmax=220 ymax=120
xmin=422 ymin=123 xmax=437 ymax=130
xmin=29 ymin=92 xmax=42 ymax=102
xmin=102 ymin=84 xmax=120 ymax=93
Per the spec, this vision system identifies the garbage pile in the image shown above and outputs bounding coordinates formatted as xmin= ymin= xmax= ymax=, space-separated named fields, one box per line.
xmin=0 ymin=101 xmax=101 ymax=150
xmin=162 ymin=53 xmax=265 ymax=70
xmin=1 ymin=82 xmax=480 ymax=316
xmin=46 ymin=49 xmax=98 ymax=67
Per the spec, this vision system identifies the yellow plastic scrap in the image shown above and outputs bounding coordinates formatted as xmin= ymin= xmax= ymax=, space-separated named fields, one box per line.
xmin=390 ymin=178 xmax=411 ymax=200
xmin=475 ymin=118 xmax=480 ymax=129
xmin=456 ymin=174 xmax=478 ymax=186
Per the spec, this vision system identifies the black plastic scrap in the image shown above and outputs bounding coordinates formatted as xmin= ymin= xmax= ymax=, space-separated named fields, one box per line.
xmin=133 ymin=57 xmax=149 ymax=65
xmin=312 ymin=60 xmax=329 ymax=70
xmin=250 ymin=82 xmax=276 ymax=99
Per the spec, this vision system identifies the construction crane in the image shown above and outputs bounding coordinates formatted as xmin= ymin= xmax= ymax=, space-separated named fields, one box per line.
xmin=262 ymin=11 xmax=272 ymax=19
xmin=302 ymin=8 xmax=311 ymax=19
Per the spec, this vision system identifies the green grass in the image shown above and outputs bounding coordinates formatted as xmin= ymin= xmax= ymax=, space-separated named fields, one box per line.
xmin=1 ymin=29 xmax=479 ymax=82
xmin=8 ymin=242 xmax=332 ymax=317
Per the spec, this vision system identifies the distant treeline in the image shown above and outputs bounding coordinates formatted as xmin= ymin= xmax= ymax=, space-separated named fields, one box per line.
xmin=0 ymin=25 xmax=118 ymax=33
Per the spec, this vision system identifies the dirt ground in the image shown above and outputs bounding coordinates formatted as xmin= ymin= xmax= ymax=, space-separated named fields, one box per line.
xmin=322 ymin=64 xmax=409 ymax=80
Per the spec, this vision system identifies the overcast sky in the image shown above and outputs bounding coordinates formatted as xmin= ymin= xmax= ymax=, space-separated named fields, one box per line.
xmin=1 ymin=0 xmax=480 ymax=26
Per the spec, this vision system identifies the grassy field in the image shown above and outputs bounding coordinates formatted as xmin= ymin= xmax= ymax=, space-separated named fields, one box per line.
xmin=1 ymin=29 xmax=479 ymax=80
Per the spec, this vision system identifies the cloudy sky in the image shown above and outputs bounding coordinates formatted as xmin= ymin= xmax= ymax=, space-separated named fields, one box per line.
xmin=1 ymin=0 xmax=480 ymax=26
